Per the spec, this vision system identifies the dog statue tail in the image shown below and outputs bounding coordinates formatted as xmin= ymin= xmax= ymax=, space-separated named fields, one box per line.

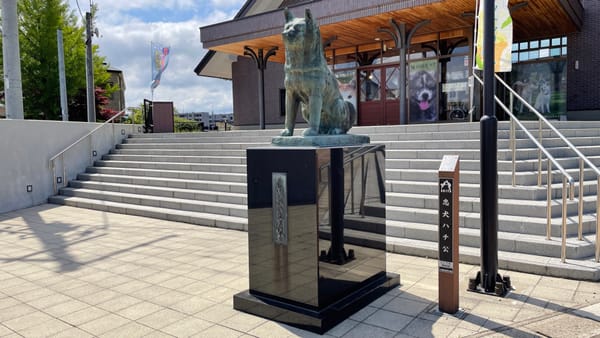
xmin=344 ymin=101 xmax=357 ymax=132
xmin=329 ymin=99 xmax=356 ymax=135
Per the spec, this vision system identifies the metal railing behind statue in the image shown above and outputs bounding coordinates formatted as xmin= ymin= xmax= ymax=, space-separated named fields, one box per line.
xmin=344 ymin=145 xmax=386 ymax=216
xmin=318 ymin=145 xmax=386 ymax=220
xmin=475 ymin=73 xmax=600 ymax=263
xmin=49 ymin=109 xmax=128 ymax=195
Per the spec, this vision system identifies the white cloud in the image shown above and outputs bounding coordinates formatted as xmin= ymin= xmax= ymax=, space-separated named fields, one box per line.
xmin=66 ymin=0 xmax=245 ymax=114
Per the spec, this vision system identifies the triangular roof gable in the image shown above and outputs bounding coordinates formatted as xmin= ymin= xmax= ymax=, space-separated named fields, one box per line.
xmin=195 ymin=0 xmax=286 ymax=79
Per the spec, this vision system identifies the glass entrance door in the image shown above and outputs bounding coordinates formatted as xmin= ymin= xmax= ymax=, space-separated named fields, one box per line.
xmin=440 ymin=55 xmax=470 ymax=121
xmin=439 ymin=37 xmax=471 ymax=122
xmin=358 ymin=66 xmax=400 ymax=125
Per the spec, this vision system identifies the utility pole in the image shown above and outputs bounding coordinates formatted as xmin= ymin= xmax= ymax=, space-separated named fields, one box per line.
xmin=1 ymin=0 xmax=24 ymax=119
xmin=85 ymin=12 xmax=96 ymax=122
xmin=57 ymin=30 xmax=69 ymax=121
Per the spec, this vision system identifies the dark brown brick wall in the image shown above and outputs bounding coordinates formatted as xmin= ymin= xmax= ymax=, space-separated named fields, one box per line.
xmin=232 ymin=56 xmax=286 ymax=127
xmin=567 ymin=0 xmax=600 ymax=112
xmin=232 ymin=56 xmax=305 ymax=127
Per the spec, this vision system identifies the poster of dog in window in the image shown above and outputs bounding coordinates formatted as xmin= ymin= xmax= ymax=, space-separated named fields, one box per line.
xmin=510 ymin=60 xmax=566 ymax=118
xmin=409 ymin=59 xmax=438 ymax=123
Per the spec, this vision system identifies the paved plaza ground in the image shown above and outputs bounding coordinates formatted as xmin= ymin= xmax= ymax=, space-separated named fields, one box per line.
xmin=0 ymin=204 xmax=599 ymax=337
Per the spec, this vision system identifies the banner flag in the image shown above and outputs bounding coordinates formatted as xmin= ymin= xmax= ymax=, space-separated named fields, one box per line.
xmin=475 ymin=0 xmax=513 ymax=72
xmin=151 ymin=43 xmax=171 ymax=90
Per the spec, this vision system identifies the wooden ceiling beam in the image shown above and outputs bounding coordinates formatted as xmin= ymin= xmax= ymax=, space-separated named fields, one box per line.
xmin=203 ymin=0 xmax=581 ymax=64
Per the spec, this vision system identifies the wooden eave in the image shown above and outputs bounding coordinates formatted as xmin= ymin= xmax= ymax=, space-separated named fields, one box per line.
xmin=200 ymin=0 xmax=583 ymax=65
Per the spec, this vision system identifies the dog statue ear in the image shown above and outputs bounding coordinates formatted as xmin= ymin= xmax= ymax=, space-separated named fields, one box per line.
xmin=284 ymin=8 xmax=294 ymax=22
xmin=305 ymin=9 xmax=313 ymax=24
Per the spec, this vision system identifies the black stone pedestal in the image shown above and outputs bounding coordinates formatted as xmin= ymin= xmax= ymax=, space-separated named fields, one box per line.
xmin=234 ymin=145 xmax=399 ymax=334
xmin=234 ymin=273 xmax=399 ymax=334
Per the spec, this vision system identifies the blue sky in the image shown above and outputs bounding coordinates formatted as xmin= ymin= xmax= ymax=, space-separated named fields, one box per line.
xmin=66 ymin=0 xmax=246 ymax=114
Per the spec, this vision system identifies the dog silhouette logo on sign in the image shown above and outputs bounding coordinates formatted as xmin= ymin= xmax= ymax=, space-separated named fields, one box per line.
xmin=280 ymin=8 xmax=356 ymax=136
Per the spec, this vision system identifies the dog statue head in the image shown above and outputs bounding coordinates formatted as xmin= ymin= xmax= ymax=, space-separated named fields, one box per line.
xmin=282 ymin=8 xmax=321 ymax=64
xmin=278 ymin=8 xmax=357 ymax=137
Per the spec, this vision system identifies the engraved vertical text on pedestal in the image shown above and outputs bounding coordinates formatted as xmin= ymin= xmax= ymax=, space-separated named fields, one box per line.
xmin=272 ymin=172 xmax=288 ymax=245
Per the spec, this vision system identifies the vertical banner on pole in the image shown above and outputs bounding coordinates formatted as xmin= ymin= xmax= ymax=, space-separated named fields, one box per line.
xmin=150 ymin=43 xmax=171 ymax=91
xmin=475 ymin=0 xmax=513 ymax=73
xmin=438 ymin=155 xmax=460 ymax=314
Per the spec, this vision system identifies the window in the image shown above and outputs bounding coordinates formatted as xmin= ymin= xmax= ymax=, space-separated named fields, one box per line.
xmin=512 ymin=36 xmax=567 ymax=63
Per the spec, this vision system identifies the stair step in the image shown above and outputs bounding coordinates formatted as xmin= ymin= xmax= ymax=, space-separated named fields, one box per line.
xmin=77 ymin=173 xmax=246 ymax=193
xmin=385 ymin=220 xmax=596 ymax=259
xmin=68 ymin=180 xmax=246 ymax=204
xmin=386 ymin=205 xmax=598 ymax=236
xmin=123 ymin=136 xmax=272 ymax=144
xmin=58 ymin=188 xmax=247 ymax=218
xmin=111 ymin=148 xmax=246 ymax=156
xmin=117 ymin=142 xmax=268 ymax=150
xmin=102 ymin=154 xmax=246 ymax=165
xmin=86 ymin=166 xmax=246 ymax=183
xmin=387 ymin=179 xmax=599 ymax=199
xmin=94 ymin=160 xmax=246 ymax=173
xmin=386 ymin=236 xmax=600 ymax=281
xmin=48 ymin=195 xmax=247 ymax=231
xmin=381 ymin=136 xmax=600 ymax=150
xmin=386 ymin=192 xmax=599 ymax=219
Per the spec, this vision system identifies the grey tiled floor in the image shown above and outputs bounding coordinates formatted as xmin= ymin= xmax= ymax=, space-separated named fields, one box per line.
xmin=0 ymin=204 xmax=599 ymax=337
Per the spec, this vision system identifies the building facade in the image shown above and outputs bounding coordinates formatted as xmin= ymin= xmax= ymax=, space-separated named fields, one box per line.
xmin=176 ymin=111 xmax=234 ymax=130
xmin=197 ymin=0 xmax=599 ymax=128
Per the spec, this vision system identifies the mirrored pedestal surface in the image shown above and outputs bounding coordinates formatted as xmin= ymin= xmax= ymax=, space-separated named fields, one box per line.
xmin=234 ymin=145 xmax=399 ymax=334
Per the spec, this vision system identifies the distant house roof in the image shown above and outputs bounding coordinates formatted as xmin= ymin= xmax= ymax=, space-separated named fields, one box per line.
xmin=194 ymin=0 xmax=313 ymax=79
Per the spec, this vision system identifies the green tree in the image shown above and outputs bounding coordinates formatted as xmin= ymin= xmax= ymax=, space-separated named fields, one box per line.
xmin=174 ymin=116 xmax=199 ymax=132
xmin=126 ymin=103 xmax=144 ymax=125
xmin=15 ymin=0 xmax=113 ymax=120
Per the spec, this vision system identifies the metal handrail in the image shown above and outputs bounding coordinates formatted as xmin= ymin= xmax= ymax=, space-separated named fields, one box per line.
xmin=497 ymin=74 xmax=599 ymax=263
xmin=318 ymin=144 xmax=385 ymax=215
xmin=495 ymin=75 xmax=600 ymax=177
xmin=496 ymin=74 xmax=600 ymax=262
xmin=319 ymin=144 xmax=384 ymax=171
xmin=473 ymin=73 xmax=586 ymax=263
xmin=49 ymin=110 xmax=126 ymax=165
xmin=473 ymin=73 xmax=574 ymax=186
xmin=49 ymin=110 xmax=127 ymax=194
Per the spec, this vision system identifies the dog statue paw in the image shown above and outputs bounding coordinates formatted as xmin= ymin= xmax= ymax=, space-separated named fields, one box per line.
xmin=280 ymin=128 xmax=293 ymax=137
xmin=302 ymin=128 xmax=318 ymax=136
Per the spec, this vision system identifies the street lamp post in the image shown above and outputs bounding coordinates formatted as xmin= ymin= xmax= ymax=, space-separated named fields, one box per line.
xmin=480 ymin=0 xmax=498 ymax=294
xmin=468 ymin=0 xmax=511 ymax=297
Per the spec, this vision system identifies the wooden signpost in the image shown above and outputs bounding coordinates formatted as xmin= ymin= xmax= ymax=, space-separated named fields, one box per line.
xmin=438 ymin=155 xmax=460 ymax=314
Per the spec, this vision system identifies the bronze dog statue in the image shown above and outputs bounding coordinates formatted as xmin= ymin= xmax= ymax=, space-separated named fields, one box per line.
xmin=280 ymin=8 xmax=356 ymax=136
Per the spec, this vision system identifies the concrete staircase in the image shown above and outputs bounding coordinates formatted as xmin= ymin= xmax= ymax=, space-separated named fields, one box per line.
xmin=49 ymin=122 xmax=600 ymax=280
